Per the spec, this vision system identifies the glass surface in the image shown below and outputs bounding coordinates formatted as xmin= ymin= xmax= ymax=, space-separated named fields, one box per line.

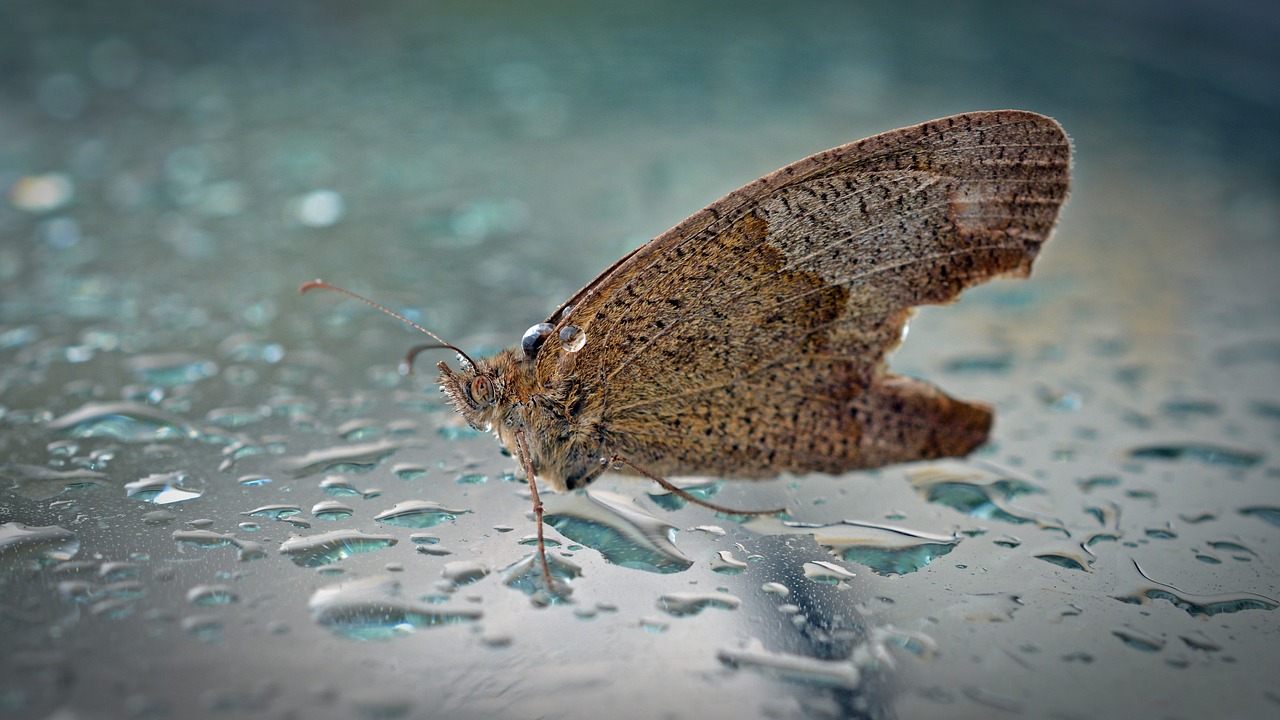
xmin=2 ymin=1 xmax=1277 ymax=718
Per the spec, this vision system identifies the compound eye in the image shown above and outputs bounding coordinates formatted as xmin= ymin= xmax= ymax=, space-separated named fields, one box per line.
xmin=521 ymin=322 xmax=555 ymax=359
xmin=469 ymin=375 xmax=495 ymax=405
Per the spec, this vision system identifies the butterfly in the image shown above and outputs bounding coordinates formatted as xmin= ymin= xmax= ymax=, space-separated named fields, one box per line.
xmin=303 ymin=110 xmax=1071 ymax=590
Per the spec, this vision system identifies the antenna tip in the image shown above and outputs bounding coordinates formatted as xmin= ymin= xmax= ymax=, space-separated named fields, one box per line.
xmin=299 ymin=279 xmax=327 ymax=295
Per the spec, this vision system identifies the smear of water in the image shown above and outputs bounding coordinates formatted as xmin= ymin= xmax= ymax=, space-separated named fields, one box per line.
xmin=48 ymin=402 xmax=198 ymax=442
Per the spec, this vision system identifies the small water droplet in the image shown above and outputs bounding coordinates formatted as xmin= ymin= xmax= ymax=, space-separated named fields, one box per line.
xmin=312 ymin=500 xmax=354 ymax=521
xmin=187 ymin=584 xmax=239 ymax=605
xmin=242 ymin=504 xmax=301 ymax=520
xmin=559 ymin=325 xmax=586 ymax=353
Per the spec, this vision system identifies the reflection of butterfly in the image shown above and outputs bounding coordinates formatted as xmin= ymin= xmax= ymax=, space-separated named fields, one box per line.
xmin=305 ymin=110 xmax=1071 ymax=590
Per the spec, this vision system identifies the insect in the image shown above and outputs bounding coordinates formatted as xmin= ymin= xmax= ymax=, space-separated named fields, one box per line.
xmin=303 ymin=110 xmax=1071 ymax=590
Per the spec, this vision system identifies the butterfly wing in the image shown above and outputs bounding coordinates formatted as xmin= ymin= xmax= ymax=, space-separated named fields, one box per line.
xmin=533 ymin=110 xmax=1070 ymax=482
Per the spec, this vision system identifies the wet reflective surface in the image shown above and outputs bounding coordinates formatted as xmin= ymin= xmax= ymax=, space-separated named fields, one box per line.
xmin=2 ymin=1 xmax=1278 ymax=718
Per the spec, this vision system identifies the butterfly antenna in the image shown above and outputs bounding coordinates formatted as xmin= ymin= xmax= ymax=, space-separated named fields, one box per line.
xmin=299 ymin=280 xmax=478 ymax=371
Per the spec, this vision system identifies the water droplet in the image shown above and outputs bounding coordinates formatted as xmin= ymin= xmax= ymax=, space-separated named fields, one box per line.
xmin=909 ymin=465 xmax=1060 ymax=527
xmin=124 ymin=472 xmax=203 ymax=505
xmin=242 ymin=504 xmax=301 ymax=520
xmin=717 ymin=638 xmax=861 ymax=689
xmin=710 ymin=550 xmax=749 ymax=575
xmin=521 ymin=322 xmax=555 ymax=358
xmin=646 ymin=477 xmax=722 ymax=511
xmin=1111 ymin=626 xmax=1165 ymax=653
xmin=48 ymin=402 xmax=198 ymax=443
xmin=441 ymin=561 xmax=490 ymax=585
xmin=1128 ymin=443 xmax=1261 ymax=468
xmin=285 ymin=439 xmax=403 ymax=477
xmin=0 ymin=523 xmax=80 ymax=567
xmin=1239 ymin=506 xmax=1280 ymax=527
xmin=0 ymin=463 xmax=107 ymax=500
xmin=308 ymin=575 xmax=480 ymax=639
xmin=545 ymin=490 xmax=693 ymax=573
xmin=279 ymin=529 xmax=398 ymax=567
xmin=312 ymin=500 xmax=354 ymax=521
xmin=393 ymin=465 xmax=429 ymax=481
xmin=206 ymin=406 xmax=266 ymax=428
xmin=128 ymin=353 xmax=218 ymax=387
xmin=181 ymin=614 xmax=224 ymax=642
xmin=559 ymin=325 xmax=586 ymax=353
xmin=657 ymin=592 xmax=742 ymax=617
xmin=760 ymin=582 xmax=790 ymax=598
xmin=802 ymin=560 xmax=857 ymax=586
xmin=187 ymin=584 xmax=239 ymax=605
xmin=455 ymin=473 xmax=488 ymax=484
xmin=1114 ymin=560 xmax=1278 ymax=616
xmin=793 ymin=519 xmax=963 ymax=576
xmin=374 ymin=501 xmax=469 ymax=528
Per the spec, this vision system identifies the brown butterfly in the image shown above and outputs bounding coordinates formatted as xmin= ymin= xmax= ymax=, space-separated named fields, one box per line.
xmin=303 ymin=110 xmax=1071 ymax=590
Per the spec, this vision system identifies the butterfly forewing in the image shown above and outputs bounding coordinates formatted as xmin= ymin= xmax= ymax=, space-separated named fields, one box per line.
xmin=532 ymin=110 xmax=1070 ymax=482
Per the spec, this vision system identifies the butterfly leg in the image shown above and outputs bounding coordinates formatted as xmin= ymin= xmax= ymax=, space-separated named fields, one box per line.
xmin=513 ymin=429 xmax=555 ymax=589
xmin=606 ymin=455 xmax=786 ymax=516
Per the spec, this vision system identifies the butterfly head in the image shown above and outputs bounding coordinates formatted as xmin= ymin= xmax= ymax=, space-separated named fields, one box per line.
xmin=437 ymin=358 xmax=507 ymax=432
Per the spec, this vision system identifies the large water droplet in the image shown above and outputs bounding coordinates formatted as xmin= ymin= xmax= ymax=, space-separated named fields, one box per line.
xmin=544 ymin=490 xmax=693 ymax=573
xmin=48 ymin=402 xmax=198 ymax=443
xmin=308 ymin=575 xmax=480 ymax=640
xmin=0 ymin=463 xmax=107 ymax=500
xmin=279 ymin=529 xmax=398 ymax=567
xmin=559 ymin=325 xmax=586 ymax=353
